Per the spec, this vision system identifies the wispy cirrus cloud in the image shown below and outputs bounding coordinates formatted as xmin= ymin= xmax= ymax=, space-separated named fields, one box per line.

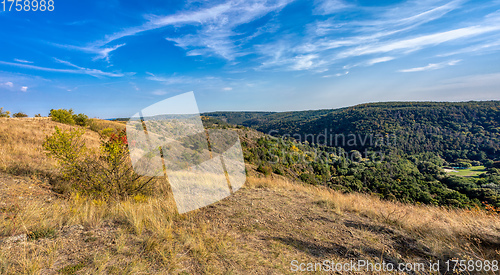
xmin=50 ymin=43 xmax=126 ymax=62
xmin=44 ymin=0 xmax=500 ymax=77
xmin=56 ymin=0 xmax=292 ymax=61
xmin=313 ymin=0 xmax=352 ymax=15
xmin=13 ymin=59 xmax=34 ymax=64
xmin=398 ymin=59 xmax=461 ymax=72
xmin=0 ymin=59 xmax=126 ymax=78
xmin=366 ymin=56 xmax=395 ymax=66
xmin=437 ymin=39 xmax=500 ymax=57
xmin=338 ymin=25 xmax=500 ymax=59
xmin=255 ymin=0 xmax=472 ymax=72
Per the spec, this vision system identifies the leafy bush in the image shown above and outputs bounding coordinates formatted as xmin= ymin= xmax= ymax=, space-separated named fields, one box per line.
xmin=43 ymin=127 xmax=154 ymax=200
xmin=12 ymin=112 xmax=28 ymax=118
xmin=73 ymin=113 xmax=88 ymax=126
xmin=0 ymin=107 xmax=10 ymax=118
xmin=49 ymin=109 xmax=88 ymax=126
xmin=300 ymin=173 xmax=318 ymax=185
xmin=50 ymin=109 xmax=75 ymax=125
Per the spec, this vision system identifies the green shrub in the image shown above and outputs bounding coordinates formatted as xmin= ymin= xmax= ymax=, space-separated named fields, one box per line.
xmin=257 ymin=164 xmax=272 ymax=176
xmin=300 ymin=173 xmax=318 ymax=185
xmin=100 ymin=127 xmax=116 ymax=137
xmin=12 ymin=112 xmax=28 ymax=118
xmin=49 ymin=109 xmax=75 ymax=125
xmin=27 ymin=226 xmax=57 ymax=240
xmin=49 ymin=109 xmax=88 ymax=127
xmin=73 ymin=113 xmax=88 ymax=126
xmin=0 ymin=107 xmax=11 ymax=118
xmin=43 ymin=127 xmax=154 ymax=200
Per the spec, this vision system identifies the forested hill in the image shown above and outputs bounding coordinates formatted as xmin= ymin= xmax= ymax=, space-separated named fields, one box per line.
xmin=206 ymin=101 xmax=500 ymax=163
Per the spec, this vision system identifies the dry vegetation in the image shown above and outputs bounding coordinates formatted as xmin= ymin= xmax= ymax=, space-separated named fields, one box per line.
xmin=0 ymin=117 xmax=101 ymax=178
xmin=0 ymin=118 xmax=499 ymax=274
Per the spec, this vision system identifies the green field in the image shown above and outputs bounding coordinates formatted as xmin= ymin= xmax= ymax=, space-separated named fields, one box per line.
xmin=445 ymin=166 xmax=486 ymax=178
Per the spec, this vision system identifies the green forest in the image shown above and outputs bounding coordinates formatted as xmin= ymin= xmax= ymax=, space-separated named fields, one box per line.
xmin=205 ymin=101 xmax=500 ymax=209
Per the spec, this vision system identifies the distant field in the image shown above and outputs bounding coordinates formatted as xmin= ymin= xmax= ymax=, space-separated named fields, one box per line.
xmin=444 ymin=166 xmax=486 ymax=178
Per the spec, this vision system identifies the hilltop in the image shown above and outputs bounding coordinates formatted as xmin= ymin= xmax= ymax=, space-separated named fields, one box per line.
xmin=206 ymin=101 xmax=500 ymax=161
xmin=0 ymin=116 xmax=499 ymax=274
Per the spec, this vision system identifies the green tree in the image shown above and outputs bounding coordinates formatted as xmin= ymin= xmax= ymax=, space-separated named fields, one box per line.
xmin=13 ymin=112 xmax=28 ymax=118
xmin=43 ymin=127 xmax=154 ymax=200
xmin=0 ymin=107 xmax=10 ymax=118
xmin=73 ymin=113 xmax=88 ymax=126
xmin=49 ymin=109 xmax=75 ymax=125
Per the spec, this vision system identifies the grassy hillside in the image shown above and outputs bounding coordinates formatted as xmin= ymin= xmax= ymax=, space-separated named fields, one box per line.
xmin=0 ymin=117 xmax=499 ymax=274
xmin=206 ymin=101 xmax=500 ymax=209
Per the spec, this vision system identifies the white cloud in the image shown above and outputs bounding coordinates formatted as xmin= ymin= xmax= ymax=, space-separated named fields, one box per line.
xmin=4 ymin=81 xmax=13 ymax=87
xmin=51 ymin=43 xmax=125 ymax=62
xmin=398 ymin=59 xmax=461 ymax=72
xmin=257 ymin=1 xmax=500 ymax=73
xmin=366 ymin=56 xmax=395 ymax=66
xmin=322 ymin=71 xmax=348 ymax=77
xmin=13 ymin=59 xmax=33 ymax=64
xmin=223 ymin=87 xmax=233 ymax=91
xmin=146 ymin=72 xmax=196 ymax=84
xmin=0 ymin=60 xmax=126 ymax=78
xmin=152 ymin=90 xmax=168 ymax=95
xmin=364 ymin=0 xmax=462 ymax=29
xmin=84 ymin=0 xmax=294 ymax=60
xmin=339 ymin=26 xmax=500 ymax=59
xmin=313 ymin=0 xmax=352 ymax=15
xmin=437 ymin=39 xmax=500 ymax=57
xmin=20 ymin=86 xmax=28 ymax=92
xmin=290 ymin=54 xmax=319 ymax=71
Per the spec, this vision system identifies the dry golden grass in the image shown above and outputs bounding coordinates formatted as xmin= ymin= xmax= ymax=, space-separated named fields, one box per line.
xmin=1 ymin=174 xmax=499 ymax=273
xmin=0 ymin=117 xmax=101 ymax=178
xmin=248 ymin=176 xmax=500 ymax=258
xmin=88 ymin=118 xmax=126 ymax=134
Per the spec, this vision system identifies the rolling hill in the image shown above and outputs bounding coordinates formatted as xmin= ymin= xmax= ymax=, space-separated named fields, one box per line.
xmin=206 ymin=101 xmax=500 ymax=162
xmin=1 ymin=116 xmax=499 ymax=273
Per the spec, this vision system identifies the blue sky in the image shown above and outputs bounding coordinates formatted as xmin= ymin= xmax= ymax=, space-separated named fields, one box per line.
xmin=1 ymin=0 xmax=500 ymax=118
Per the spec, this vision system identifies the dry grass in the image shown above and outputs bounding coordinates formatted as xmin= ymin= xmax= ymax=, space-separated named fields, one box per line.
xmin=0 ymin=117 xmax=101 ymax=178
xmin=88 ymin=118 xmax=125 ymax=134
xmin=248 ymin=176 xmax=500 ymax=262
xmin=1 ymin=174 xmax=499 ymax=273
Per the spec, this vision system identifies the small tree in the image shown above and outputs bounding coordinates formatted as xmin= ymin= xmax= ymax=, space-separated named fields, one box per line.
xmin=43 ymin=127 xmax=154 ymax=200
xmin=49 ymin=109 xmax=89 ymax=126
xmin=13 ymin=112 xmax=28 ymax=118
xmin=0 ymin=107 xmax=10 ymax=118
xmin=73 ymin=113 xmax=88 ymax=126
xmin=49 ymin=109 xmax=75 ymax=125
